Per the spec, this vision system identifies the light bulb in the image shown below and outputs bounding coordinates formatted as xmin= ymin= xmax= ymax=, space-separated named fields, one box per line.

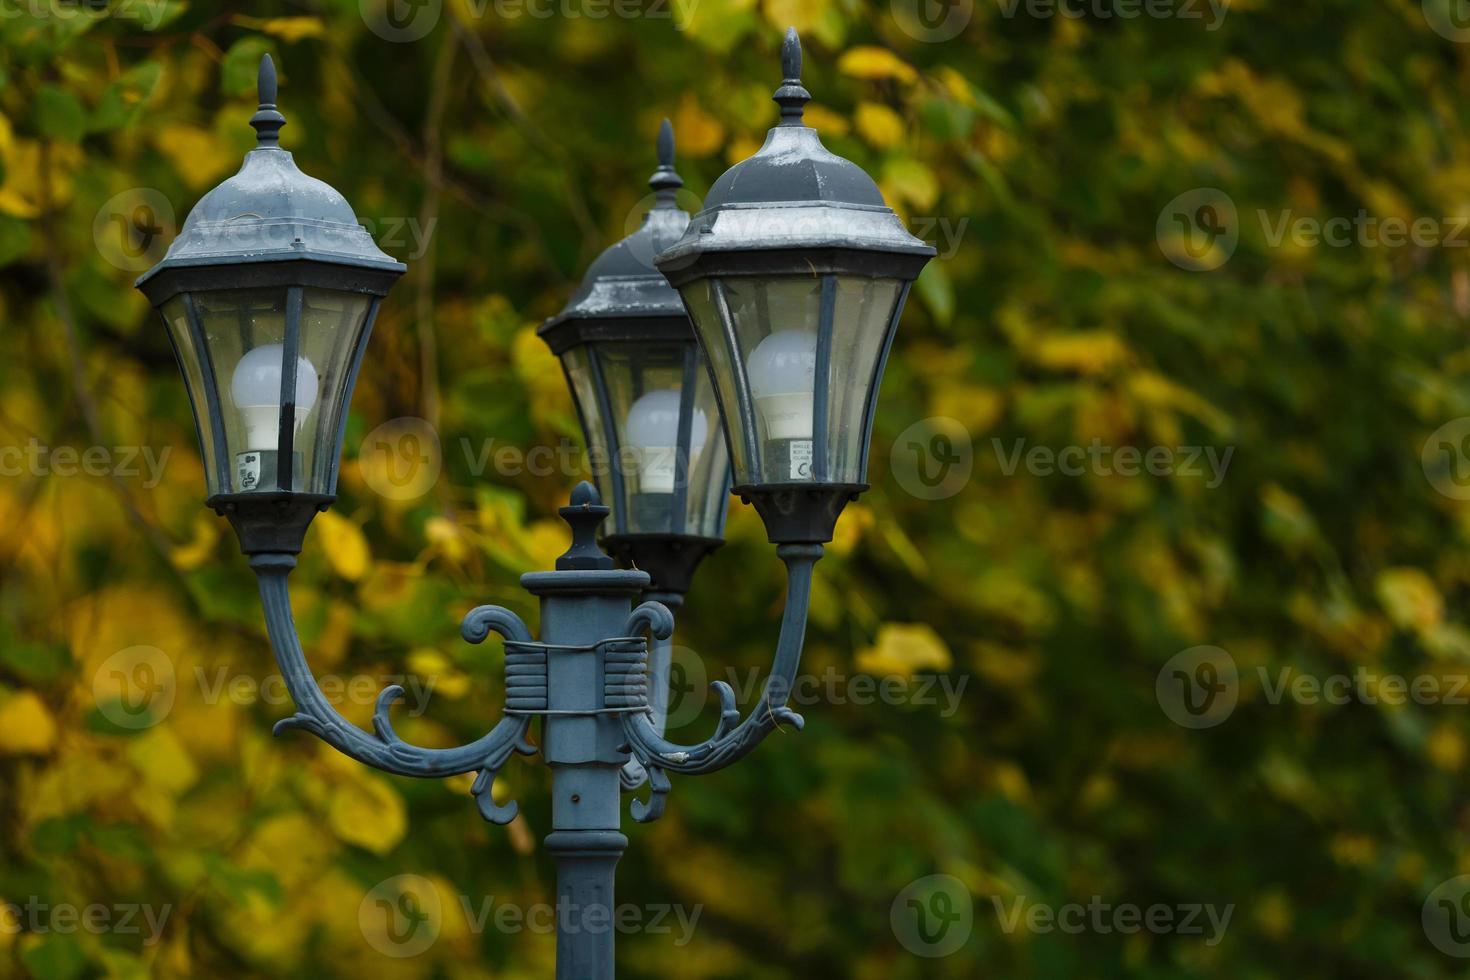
xmin=746 ymin=329 xmax=816 ymax=441
xmin=624 ymin=389 xmax=708 ymax=493
xmin=230 ymin=344 xmax=320 ymax=451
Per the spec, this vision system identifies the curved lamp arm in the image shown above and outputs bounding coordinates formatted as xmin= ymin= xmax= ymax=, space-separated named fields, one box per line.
xmin=619 ymin=591 xmax=682 ymax=792
xmin=617 ymin=543 xmax=822 ymax=821
xmin=251 ymin=553 xmax=537 ymax=823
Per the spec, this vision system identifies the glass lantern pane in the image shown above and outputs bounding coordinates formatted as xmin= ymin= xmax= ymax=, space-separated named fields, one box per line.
xmin=192 ymin=288 xmax=289 ymax=494
xmin=298 ymin=288 xmax=373 ymax=495
xmin=562 ymin=339 xmax=729 ymax=539
xmin=160 ymin=295 xmax=225 ymax=495
xmin=599 ymin=344 xmax=700 ymax=535
xmin=731 ymin=278 xmax=821 ymax=483
xmin=562 ymin=345 xmax=615 ymax=507
xmin=679 ymin=280 xmax=749 ymax=481
xmin=683 ymin=364 xmax=730 ymax=539
xmin=825 ymin=277 xmax=901 ymax=483
xmin=683 ymin=275 xmax=904 ymax=487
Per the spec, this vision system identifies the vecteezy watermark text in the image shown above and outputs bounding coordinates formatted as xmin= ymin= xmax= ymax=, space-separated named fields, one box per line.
xmin=0 ymin=439 xmax=171 ymax=488
xmin=990 ymin=895 xmax=1233 ymax=945
xmin=0 ymin=898 xmax=171 ymax=946
xmin=358 ymin=874 xmax=701 ymax=958
xmin=193 ymin=667 xmax=438 ymax=717
xmin=1157 ymin=644 xmax=1470 ymax=729
xmin=994 ymin=0 xmax=1228 ymax=29
xmin=0 ymin=0 xmax=171 ymax=29
xmin=993 ymin=438 xmax=1234 ymax=489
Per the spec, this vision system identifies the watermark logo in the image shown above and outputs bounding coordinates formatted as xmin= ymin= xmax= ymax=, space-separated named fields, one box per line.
xmin=1425 ymin=875 xmax=1470 ymax=956
xmin=1425 ymin=0 xmax=1470 ymax=42
xmin=662 ymin=645 xmax=710 ymax=730
xmin=892 ymin=0 xmax=974 ymax=42
xmin=891 ymin=417 xmax=974 ymax=500
xmin=622 ymin=192 xmax=704 ymax=270
xmin=1423 ymin=418 xmax=1470 ymax=500
xmin=360 ymin=874 xmax=441 ymax=958
xmin=359 ymin=417 xmax=442 ymax=502
xmin=92 ymin=188 xmax=175 ymax=273
xmin=1157 ymin=188 xmax=1238 ymax=272
xmin=360 ymin=0 xmax=441 ymax=42
xmin=93 ymin=645 xmax=176 ymax=730
xmin=891 ymin=874 xmax=973 ymax=957
xmin=1156 ymin=645 xmax=1238 ymax=729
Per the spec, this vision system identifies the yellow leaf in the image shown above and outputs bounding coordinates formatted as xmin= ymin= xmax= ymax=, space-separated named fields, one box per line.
xmin=258 ymin=16 xmax=327 ymax=42
xmin=152 ymin=124 xmax=238 ymax=191
xmin=314 ymin=511 xmax=372 ymax=582
xmin=855 ymin=102 xmax=904 ymax=149
xmin=513 ymin=325 xmax=569 ymax=427
xmin=838 ymin=46 xmax=918 ymax=84
xmin=673 ymin=93 xmax=726 ymax=158
xmin=1428 ymin=723 xmax=1466 ymax=772
xmin=880 ymin=158 xmax=939 ymax=211
xmin=524 ymin=519 xmax=568 ymax=571
xmin=407 ymin=648 xmax=470 ymax=700
xmin=0 ymin=691 xmax=56 ymax=756
xmin=1375 ymin=567 xmax=1443 ymax=632
xmin=169 ymin=513 xmax=221 ymax=571
xmin=328 ymin=772 xmax=407 ymax=854
xmin=1329 ymin=832 xmax=1376 ymax=867
xmin=126 ymin=726 xmax=199 ymax=796
xmin=802 ymin=104 xmax=849 ymax=138
xmin=991 ymin=762 xmax=1031 ymax=803
xmin=0 ymin=139 xmax=81 ymax=218
xmin=855 ymin=623 xmax=952 ymax=678
xmin=1030 ymin=331 xmax=1131 ymax=374
xmin=827 ymin=503 xmax=872 ymax=557
xmin=425 ymin=515 xmax=470 ymax=562
xmin=931 ymin=384 xmax=1003 ymax=434
xmin=726 ymin=135 xmax=763 ymax=166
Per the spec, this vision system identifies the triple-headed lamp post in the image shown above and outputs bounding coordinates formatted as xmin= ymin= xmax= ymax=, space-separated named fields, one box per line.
xmin=138 ymin=31 xmax=933 ymax=979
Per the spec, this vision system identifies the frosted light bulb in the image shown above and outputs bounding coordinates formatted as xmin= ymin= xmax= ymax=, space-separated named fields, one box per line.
xmin=625 ymin=389 xmax=708 ymax=493
xmin=747 ymin=329 xmax=816 ymax=441
xmin=230 ymin=344 xmax=320 ymax=451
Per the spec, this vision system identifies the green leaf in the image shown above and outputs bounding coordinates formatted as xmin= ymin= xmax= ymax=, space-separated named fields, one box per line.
xmin=20 ymin=935 xmax=86 ymax=980
xmin=221 ymin=36 xmax=274 ymax=97
xmin=0 ymin=219 xmax=25 ymax=269
xmin=33 ymin=85 xmax=85 ymax=141
xmin=0 ymin=629 xmax=62 ymax=681
xmin=915 ymin=262 xmax=954 ymax=326
xmin=89 ymin=61 xmax=163 ymax=133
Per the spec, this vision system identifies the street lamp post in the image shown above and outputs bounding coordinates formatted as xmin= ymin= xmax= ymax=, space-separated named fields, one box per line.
xmin=138 ymin=32 xmax=932 ymax=979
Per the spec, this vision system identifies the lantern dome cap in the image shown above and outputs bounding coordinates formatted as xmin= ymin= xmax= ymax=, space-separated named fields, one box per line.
xmin=539 ymin=119 xmax=692 ymax=354
xmin=655 ymin=28 xmax=934 ymax=279
xmin=135 ymin=54 xmax=404 ymax=293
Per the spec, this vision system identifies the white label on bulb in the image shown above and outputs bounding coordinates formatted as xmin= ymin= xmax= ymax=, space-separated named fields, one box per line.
xmin=789 ymin=440 xmax=813 ymax=480
xmin=237 ymin=453 xmax=262 ymax=492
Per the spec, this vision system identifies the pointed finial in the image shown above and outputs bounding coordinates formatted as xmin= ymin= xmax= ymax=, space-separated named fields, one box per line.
xmin=773 ymin=27 xmax=811 ymax=126
xmin=782 ymin=26 xmax=802 ymax=79
xmin=557 ymin=481 xmax=614 ymax=570
xmin=648 ymin=118 xmax=683 ymax=208
xmin=250 ymin=54 xmax=286 ymax=147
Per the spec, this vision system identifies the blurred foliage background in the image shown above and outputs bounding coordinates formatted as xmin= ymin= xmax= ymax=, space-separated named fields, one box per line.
xmin=5 ymin=0 xmax=1470 ymax=976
